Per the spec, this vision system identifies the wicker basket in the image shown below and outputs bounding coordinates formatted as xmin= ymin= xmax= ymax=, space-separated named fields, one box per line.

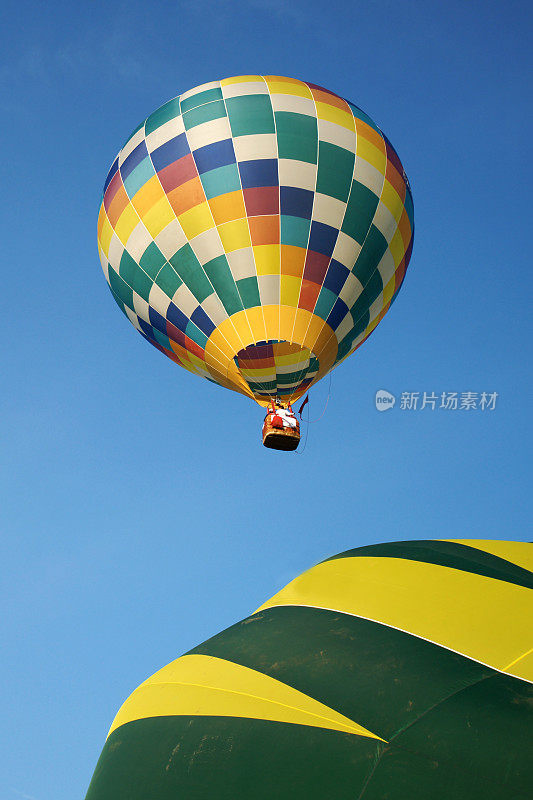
xmin=262 ymin=415 xmax=300 ymax=451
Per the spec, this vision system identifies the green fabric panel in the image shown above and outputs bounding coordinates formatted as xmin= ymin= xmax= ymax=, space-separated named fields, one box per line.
xmin=360 ymin=743 xmax=497 ymax=800
xmin=247 ymin=379 xmax=278 ymax=392
xmin=185 ymin=607 xmax=533 ymax=797
xmin=316 ymin=142 xmax=354 ymax=202
xmin=108 ymin=276 xmax=131 ymax=314
xmin=366 ymin=674 xmax=533 ymax=800
xmin=336 ymin=318 xmax=364 ymax=362
xmin=85 ymin=715 xmax=378 ymax=800
xmin=154 ymin=263 xmax=182 ymax=298
xmin=350 ymin=272 xmax=383 ymax=323
xmin=335 ymin=334 xmax=354 ymax=362
xmin=309 ymin=356 xmax=319 ymax=372
xmin=275 ymin=111 xmax=318 ymax=163
xmin=236 ymin=276 xmax=261 ymax=308
xmin=189 ymin=606 xmax=492 ymax=741
xmin=342 ymin=310 xmax=370 ymax=351
xmin=404 ymin=186 xmax=414 ymax=230
xmin=324 ymin=540 xmax=533 ymax=591
xmin=280 ymin=214 xmax=310 ymax=247
xmin=182 ymin=100 xmax=227 ymax=130
xmin=341 ymin=180 xmax=380 ymax=244
xmin=180 ymin=87 xmax=223 ymax=114
xmin=145 ymin=99 xmax=180 ymax=136
xmin=169 ymin=244 xmax=212 ymax=303
xmin=271 ymin=368 xmax=306 ymax=386
xmin=353 ymin=224 xmax=387 ymax=286
xmin=117 ymin=250 xmax=137 ymax=284
xmin=276 ymin=368 xmax=315 ymax=386
xmin=139 ymin=242 xmax=167 ymax=280
xmin=203 ymin=255 xmax=243 ymax=316
xmin=152 ymin=328 xmax=171 ymax=350
xmin=226 ymin=95 xmax=275 ymax=137
xmin=200 ymin=164 xmax=241 ymax=199
xmin=86 ymin=679 xmax=533 ymax=798
xmin=119 ymin=251 xmax=152 ymax=302
xmin=314 ymin=286 xmax=338 ymax=320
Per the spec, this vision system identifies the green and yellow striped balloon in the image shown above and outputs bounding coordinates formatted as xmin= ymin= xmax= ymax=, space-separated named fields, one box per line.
xmin=85 ymin=539 xmax=533 ymax=799
xmin=98 ymin=76 xmax=413 ymax=405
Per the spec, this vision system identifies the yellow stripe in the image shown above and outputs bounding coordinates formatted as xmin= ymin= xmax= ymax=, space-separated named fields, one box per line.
xmin=220 ymin=75 xmax=264 ymax=86
xmin=98 ymin=214 xmax=113 ymax=259
xmin=255 ymin=556 xmax=533 ymax=682
xmin=241 ymin=367 xmax=276 ymax=379
xmin=274 ymin=348 xmax=311 ymax=366
xmin=108 ymin=654 xmax=384 ymax=741
xmin=217 ymin=218 xmax=251 ymax=251
xmin=205 ymin=306 xmax=337 ymax=406
xmin=380 ymin=180 xmax=403 ymax=222
xmin=389 ymin=227 xmax=406 ymax=267
xmin=178 ymin=202 xmax=212 ymax=239
xmin=280 ymin=274 xmax=301 ymax=306
xmin=316 ymin=103 xmax=355 ymax=131
xmin=265 ymin=77 xmax=313 ymax=98
xmin=114 ymin=203 xmax=139 ymax=245
xmin=254 ymin=244 xmax=280 ymax=276
xmin=141 ymin=195 xmax=175 ymax=238
xmin=382 ymin=273 xmax=396 ymax=306
xmin=355 ymin=136 xmax=386 ymax=173
xmin=442 ymin=539 xmax=533 ymax=573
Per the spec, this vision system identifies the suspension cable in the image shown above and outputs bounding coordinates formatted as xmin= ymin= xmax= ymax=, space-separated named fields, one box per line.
xmin=293 ymin=372 xmax=333 ymax=453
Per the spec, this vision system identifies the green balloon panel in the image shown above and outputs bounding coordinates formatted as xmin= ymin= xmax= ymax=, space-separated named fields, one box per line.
xmin=86 ymin=539 xmax=533 ymax=799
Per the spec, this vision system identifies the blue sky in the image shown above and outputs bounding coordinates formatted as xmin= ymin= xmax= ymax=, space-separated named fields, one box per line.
xmin=1 ymin=0 xmax=531 ymax=797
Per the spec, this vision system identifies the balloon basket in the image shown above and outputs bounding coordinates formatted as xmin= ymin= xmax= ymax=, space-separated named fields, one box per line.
xmin=262 ymin=417 xmax=300 ymax=451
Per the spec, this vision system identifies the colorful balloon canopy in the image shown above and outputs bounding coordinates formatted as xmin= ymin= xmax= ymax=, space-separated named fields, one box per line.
xmin=85 ymin=539 xmax=532 ymax=799
xmin=97 ymin=76 xmax=414 ymax=405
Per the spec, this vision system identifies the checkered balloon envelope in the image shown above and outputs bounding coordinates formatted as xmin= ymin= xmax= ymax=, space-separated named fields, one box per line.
xmin=98 ymin=76 xmax=414 ymax=406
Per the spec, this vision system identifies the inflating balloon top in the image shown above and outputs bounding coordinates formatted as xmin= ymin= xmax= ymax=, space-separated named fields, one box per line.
xmin=85 ymin=539 xmax=532 ymax=799
xmin=97 ymin=76 xmax=414 ymax=411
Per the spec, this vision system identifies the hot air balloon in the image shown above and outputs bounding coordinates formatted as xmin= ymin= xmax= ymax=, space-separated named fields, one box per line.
xmin=85 ymin=539 xmax=532 ymax=799
xmin=97 ymin=76 xmax=414 ymax=448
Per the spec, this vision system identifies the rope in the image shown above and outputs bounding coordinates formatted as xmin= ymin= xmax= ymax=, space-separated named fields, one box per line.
xmin=293 ymin=372 xmax=333 ymax=453
xmin=304 ymin=372 xmax=332 ymax=423
xmin=294 ymin=401 xmax=310 ymax=455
